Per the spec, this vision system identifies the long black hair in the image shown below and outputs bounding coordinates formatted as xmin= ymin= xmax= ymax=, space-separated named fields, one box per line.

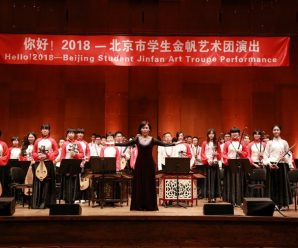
xmin=207 ymin=128 xmax=217 ymax=148
xmin=21 ymin=132 xmax=37 ymax=156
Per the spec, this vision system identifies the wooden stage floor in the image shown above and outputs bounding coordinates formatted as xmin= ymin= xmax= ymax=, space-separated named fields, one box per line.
xmin=12 ymin=198 xmax=298 ymax=218
xmin=1 ymin=198 xmax=298 ymax=247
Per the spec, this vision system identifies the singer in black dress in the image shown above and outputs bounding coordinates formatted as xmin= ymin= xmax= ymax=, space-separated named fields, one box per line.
xmin=116 ymin=121 xmax=174 ymax=211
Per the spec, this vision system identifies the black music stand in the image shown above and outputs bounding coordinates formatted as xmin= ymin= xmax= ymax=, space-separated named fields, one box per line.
xmin=58 ymin=159 xmax=82 ymax=176
xmin=164 ymin=157 xmax=190 ymax=208
xmin=58 ymin=159 xmax=82 ymax=204
xmin=228 ymin=159 xmax=251 ymax=174
xmin=7 ymin=159 xmax=31 ymax=173
xmin=89 ymin=157 xmax=117 ymax=208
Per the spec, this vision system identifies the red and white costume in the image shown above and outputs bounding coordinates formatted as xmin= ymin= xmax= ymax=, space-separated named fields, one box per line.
xmin=117 ymin=146 xmax=131 ymax=160
xmin=223 ymin=140 xmax=247 ymax=165
xmin=9 ymin=147 xmax=21 ymax=160
xmin=60 ymin=140 xmax=84 ymax=160
xmin=33 ymin=137 xmax=58 ymax=162
xmin=130 ymin=146 xmax=138 ymax=169
xmin=0 ymin=141 xmax=9 ymax=166
xmin=77 ymin=138 xmax=90 ymax=162
xmin=174 ymin=141 xmax=192 ymax=158
xmin=247 ymin=141 xmax=266 ymax=165
xmin=201 ymin=141 xmax=222 ymax=167
xmin=190 ymin=144 xmax=202 ymax=167
xmin=89 ymin=142 xmax=102 ymax=157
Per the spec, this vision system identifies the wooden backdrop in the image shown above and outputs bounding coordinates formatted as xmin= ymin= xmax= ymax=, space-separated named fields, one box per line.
xmin=0 ymin=0 xmax=298 ymax=154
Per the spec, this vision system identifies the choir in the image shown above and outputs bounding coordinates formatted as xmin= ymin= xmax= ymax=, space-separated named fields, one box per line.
xmin=0 ymin=123 xmax=296 ymax=211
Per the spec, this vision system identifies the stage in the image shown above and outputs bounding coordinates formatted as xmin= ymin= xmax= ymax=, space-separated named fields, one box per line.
xmin=1 ymin=199 xmax=298 ymax=248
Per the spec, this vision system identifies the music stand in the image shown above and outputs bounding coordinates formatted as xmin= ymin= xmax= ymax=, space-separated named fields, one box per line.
xmin=7 ymin=159 xmax=31 ymax=173
xmin=164 ymin=157 xmax=190 ymax=208
xmin=58 ymin=159 xmax=82 ymax=175
xmin=228 ymin=159 xmax=251 ymax=174
xmin=90 ymin=157 xmax=116 ymax=174
xmin=89 ymin=157 xmax=117 ymax=208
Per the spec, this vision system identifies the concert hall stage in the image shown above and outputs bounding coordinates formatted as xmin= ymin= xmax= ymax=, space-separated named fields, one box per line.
xmin=1 ymin=201 xmax=298 ymax=248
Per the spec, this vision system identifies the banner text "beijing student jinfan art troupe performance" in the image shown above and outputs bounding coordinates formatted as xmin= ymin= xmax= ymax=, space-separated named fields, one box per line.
xmin=0 ymin=34 xmax=290 ymax=67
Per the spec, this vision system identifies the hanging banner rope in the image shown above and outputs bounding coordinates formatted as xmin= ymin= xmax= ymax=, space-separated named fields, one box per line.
xmin=0 ymin=34 xmax=290 ymax=67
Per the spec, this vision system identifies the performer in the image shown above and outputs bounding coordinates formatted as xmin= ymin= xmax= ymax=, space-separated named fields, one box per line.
xmin=220 ymin=132 xmax=231 ymax=166
xmin=115 ymin=121 xmax=175 ymax=211
xmin=190 ymin=136 xmax=202 ymax=168
xmin=32 ymin=124 xmax=58 ymax=208
xmin=8 ymin=136 xmax=21 ymax=160
xmin=247 ymin=130 xmax=266 ymax=168
xmin=20 ymin=132 xmax=37 ymax=196
xmin=0 ymin=130 xmax=9 ymax=196
xmin=263 ymin=125 xmax=293 ymax=210
xmin=89 ymin=133 xmax=100 ymax=157
xmin=115 ymin=131 xmax=131 ymax=170
xmin=102 ymin=132 xmax=120 ymax=170
xmin=53 ymin=138 xmax=65 ymax=168
xmin=201 ymin=129 xmax=221 ymax=203
xmin=76 ymin=128 xmax=90 ymax=203
xmin=222 ymin=127 xmax=248 ymax=206
xmin=157 ymin=132 xmax=174 ymax=171
xmin=243 ymin=134 xmax=250 ymax=146
xmin=21 ymin=132 xmax=37 ymax=162
xmin=186 ymin=136 xmax=193 ymax=145
xmin=60 ymin=128 xmax=84 ymax=204
xmin=174 ymin=131 xmax=192 ymax=159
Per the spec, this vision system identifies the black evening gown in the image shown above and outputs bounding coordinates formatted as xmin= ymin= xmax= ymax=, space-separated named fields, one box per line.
xmin=117 ymin=137 xmax=173 ymax=211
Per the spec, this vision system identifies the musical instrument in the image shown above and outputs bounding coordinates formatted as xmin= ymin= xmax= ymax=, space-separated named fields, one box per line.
xmin=24 ymin=165 xmax=33 ymax=196
xmin=79 ymin=173 xmax=89 ymax=191
xmin=120 ymin=146 xmax=129 ymax=170
xmin=68 ymin=143 xmax=79 ymax=158
xmin=210 ymin=144 xmax=219 ymax=166
xmin=270 ymin=143 xmax=296 ymax=170
xmin=35 ymin=145 xmax=48 ymax=181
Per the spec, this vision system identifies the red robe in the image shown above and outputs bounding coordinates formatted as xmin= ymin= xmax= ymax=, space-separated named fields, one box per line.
xmin=201 ymin=141 xmax=222 ymax=165
xmin=0 ymin=141 xmax=9 ymax=166
xmin=32 ymin=137 xmax=59 ymax=162
xmin=223 ymin=140 xmax=247 ymax=165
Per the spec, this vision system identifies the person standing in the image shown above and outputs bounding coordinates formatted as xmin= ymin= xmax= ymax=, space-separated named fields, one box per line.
xmin=201 ymin=129 xmax=222 ymax=203
xmin=32 ymin=124 xmax=58 ymax=208
xmin=263 ymin=125 xmax=293 ymax=210
xmin=222 ymin=127 xmax=248 ymax=206
xmin=116 ymin=121 xmax=175 ymax=211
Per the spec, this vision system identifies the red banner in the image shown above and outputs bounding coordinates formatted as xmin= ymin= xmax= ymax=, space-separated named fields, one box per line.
xmin=0 ymin=34 xmax=290 ymax=67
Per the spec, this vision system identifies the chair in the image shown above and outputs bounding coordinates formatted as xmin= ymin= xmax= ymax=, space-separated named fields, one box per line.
xmin=10 ymin=167 xmax=32 ymax=208
xmin=288 ymin=169 xmax=298 ymax=211
xmin=246 ymin=168 xmax=267 ymax=197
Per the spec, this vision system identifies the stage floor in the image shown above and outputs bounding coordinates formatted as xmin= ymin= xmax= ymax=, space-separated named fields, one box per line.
xmin=2 ymin=198 xmax=298 ymax=247
xmin=13 ymin=198 xmax=298 ymax=218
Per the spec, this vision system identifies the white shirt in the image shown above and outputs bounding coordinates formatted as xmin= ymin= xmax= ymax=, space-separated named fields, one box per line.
xmin=10 ymin=147 xmax=21 ymax=159
xmin=263 ymin=137 xmax=293 ymax=168
xmin=250 ymin=142 xmax=265 ymax=163
xmin=190 ymin=144 xmax=202 ymax=166
xmin=157 ymin=145 xmax=174 ymax=171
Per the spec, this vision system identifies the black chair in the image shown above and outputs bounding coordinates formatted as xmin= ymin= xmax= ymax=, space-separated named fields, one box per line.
xmin=246 ymin=168 xmax=267 ymax=197
xmin=288 ymin=169 xmax=298 ymax=211
xmin=10 ymin=167 xmax=32 ymax=208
